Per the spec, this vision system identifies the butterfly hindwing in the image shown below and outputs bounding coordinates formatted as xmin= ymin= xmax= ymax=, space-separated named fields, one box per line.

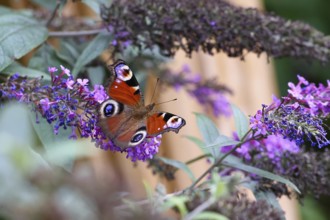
xmin=99 ymin=99 xmax=148 ymax=149
xmin=108 ymin=60 xmax=142 ymax=106
xmin=147 ymin=112 xmax=186 ymax=136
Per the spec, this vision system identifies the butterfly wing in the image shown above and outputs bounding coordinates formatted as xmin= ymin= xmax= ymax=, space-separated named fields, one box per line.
xmin=99 ymin=60 xmax=147 ymax=149
xmin=147 ymin=112 xmax=186 ymax=136
xmin=107 ymin=59 xmax=143 ymax=106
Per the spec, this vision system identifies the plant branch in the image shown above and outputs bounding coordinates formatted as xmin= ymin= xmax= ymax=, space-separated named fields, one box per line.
xmin=46 ymin=0 xmax=61 ymax=27
xmin=187 ymin=144 xmax=242 ymax=190
xmin=48 ymin=29 xmax=106 ymax=37
xmin=183 ymin=198 xmax=216 ymax=220
xmin=185 ymin=154 xmax=211 ymax=165
xmin=187 ymin=129 xmax=253 ymax=190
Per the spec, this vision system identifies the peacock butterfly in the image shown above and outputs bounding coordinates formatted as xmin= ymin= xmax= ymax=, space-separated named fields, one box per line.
xmin=98 ymin=60 xmax=186 ymax=150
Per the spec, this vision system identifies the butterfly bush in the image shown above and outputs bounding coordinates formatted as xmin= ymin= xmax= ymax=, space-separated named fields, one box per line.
xmin=250 ymin=75 xmax=330 ymax=148
xmin=240 ymin=75 xmax=330 ymax=165
xmin=218 ymin=75 xmax=330 ymax=200
xmin=101 ymin=0 xmax=330 ymax=63
xmin=0 ymin=67 xmax=160 ymax=162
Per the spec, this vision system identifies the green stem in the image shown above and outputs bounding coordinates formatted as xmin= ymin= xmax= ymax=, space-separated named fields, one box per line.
xmin=49 ymin=29 xmax=105 ymax=37
xmin=185 ymin=154 xmax=211 ymax=165
xmin=187 ymin=129 xmax=253 ymax=190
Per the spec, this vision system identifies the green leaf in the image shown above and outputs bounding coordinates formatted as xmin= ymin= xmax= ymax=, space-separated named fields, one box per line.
xmin=194 ymin=112 xmax=220 ymax=158
xmin=157 ymin=157 xmax=196 ymax=182
xmin=184 ymin=135 xmax=208 ymax=153
xmin=222 ymin=156 xmax=301 ymax=194
xmin=81 ymin=0 xmax=112 ymax=14
xmin=0 ymin=12 xmax=48 ymax=71
xmin=231 ymin=104 xmax=249 ymax=140
xmin=30 ymin=0 xmax=58 ymax=10
xmin=30 ymin=112 xmax=78 ymax=171
xmin=2 ymin=62 xmax=51 ymax=80
xmin=206 ymin=135 xmax=241 ymax=151
xmin=142 ymin=180 xmax=154 ymax=199
xmin=43 ymin=139 xmax=94 ymax=169
xmin=0 ymin=133 xmax=50 ymax=172
xmin=54 ymin=41 xmax=81 ymax=66
xmin=30 ymin=112 xmax=72 ymax=148
xmin=210 ymin=171 xmax=228 ymax=199
xmin=194 ymin=211 xmax=229 ymax=220
xmin=255 ymin=191 xmax=285 ymax=220
xmin=87 ymin=66 xmax=106 ymax=85
xmin=162 ymin=196 xmax=189 ymax=217
xmin=72 ymin=32 xmax=112 ymax=77
xmin=0 ymin=104 xmax=34 ymax=146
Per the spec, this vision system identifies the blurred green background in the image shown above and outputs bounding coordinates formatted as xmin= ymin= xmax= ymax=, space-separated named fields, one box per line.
xmin=265 ymin=1 xmax=330 ymax=219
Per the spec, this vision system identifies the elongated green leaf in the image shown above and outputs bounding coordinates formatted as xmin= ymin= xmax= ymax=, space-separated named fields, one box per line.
xmin=222 ymin=156 xmax=301 ymax=194
xmin=255 ymin=191 xmax=285 ymax=220
xmin=184 ymin=135 xmax=208 ymax=152
xmin=2 ymin=62 xmax=51 ymax=80
xmin=231 ymin=104 xmax=249 ymax=140
xmin=81 ymin=0 xmax=112 ymax=14
xmin=0 ymin=104 xmax=34 ymax=146
xmin=0 ymin=12 xmax=48 ymax=71
xmin=194 ymin=113 xmax=220 ymax=158
xmin=72 ymin=32 xmax=112 ymax=77
xmin=43 ymin=140 xmax=94 ymax=169
xmin=206 ymin=135 xmax=241 ymax=150
xmin=142 ymin=180 xmax=154 ymax=200
xmin=55 ymin=41 xmax=81 ymax=66
xmin=194 ymin=211 xmax=229 ymax=220
xmin=30 ymin=112 xmax=72 ymax=148
xmin=0 ymin=133 xmax=50 ymax=172
xmin=163 ymin=196 xmax=189 ymax=217
xmin=30 ymin=0 xmax=58 ymax=10
xmin=87 ymin=66 xmax=106 ymax=85
xmin=30 ymin=112 xmax=78 ymax=171
xmin=157 ymin=157 xmax=196 ymax=182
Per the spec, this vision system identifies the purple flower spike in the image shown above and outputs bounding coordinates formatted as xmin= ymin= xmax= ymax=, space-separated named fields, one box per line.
xmin=250 ymin=76 xmax=330 ymax=148
xmin=161 ymin=65 xmax=232 ymax=117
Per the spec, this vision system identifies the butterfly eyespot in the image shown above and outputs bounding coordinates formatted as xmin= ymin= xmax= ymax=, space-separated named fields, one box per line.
xmin=128 ymin=127 xmax=147 ymax=146
xmin=104 ymin=104 xmax=114 ymax=116
xmin=99 ymin=99 xmax=123 ymax=118
xmin=167 ymin=116 xmax=183 ymax=128
xmin=115 ymin=64 xmax=133 ymax=81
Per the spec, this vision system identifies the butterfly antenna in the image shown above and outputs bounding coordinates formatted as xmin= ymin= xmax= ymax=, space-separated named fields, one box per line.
xmin=155 ymin=98 xmax=178 ymax=106
xmin=150 ymin=78 xmax=160 ymax=104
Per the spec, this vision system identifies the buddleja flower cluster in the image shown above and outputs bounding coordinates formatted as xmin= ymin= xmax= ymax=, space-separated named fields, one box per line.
xmin=0 ymin=67 xmax=160 ymax=162
xmin=101 ymin=0 xmax=330 ymax=62
xmin=161 ymin=65 xmax=232 ymax=117
xmin=250 ymin=75 xmax=330 ymax=148
xmin=231 ymin=75 xmax=330 ymax=199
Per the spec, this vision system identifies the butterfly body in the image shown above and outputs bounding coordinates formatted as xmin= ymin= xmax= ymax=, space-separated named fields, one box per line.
xmin=98 ymin=60 xmax=186 ymax=150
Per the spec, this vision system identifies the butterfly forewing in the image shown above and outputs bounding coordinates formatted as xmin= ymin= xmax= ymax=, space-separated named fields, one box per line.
xmin=108 ymin=60 xmax=142 ymax=106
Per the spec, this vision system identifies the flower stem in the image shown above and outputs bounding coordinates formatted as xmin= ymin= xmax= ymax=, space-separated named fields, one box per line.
xmin=185 ymin=154 xmax=211 ymax=165
xmin=187 ymin=129 xmax=253 ymax=190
